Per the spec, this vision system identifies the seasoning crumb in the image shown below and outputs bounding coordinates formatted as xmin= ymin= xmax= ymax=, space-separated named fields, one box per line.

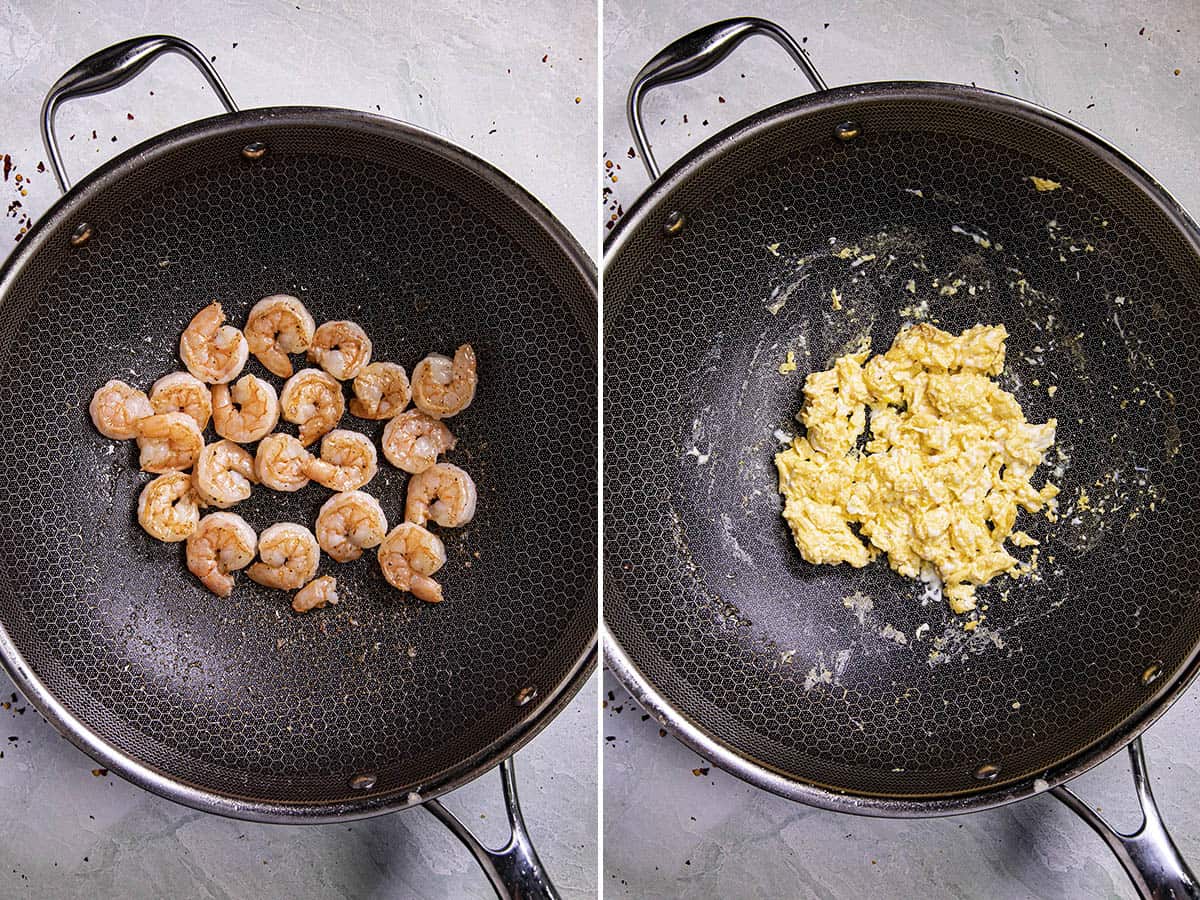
xmin=574 ymin=97 xmax=581 ymax=104
xmin=91 ymin=768 xmax=108 ymax=777
xmin=691 ymin=767 xmax=710 ymax=776
xmin=126 ymin=113 xmax=134 ymax=120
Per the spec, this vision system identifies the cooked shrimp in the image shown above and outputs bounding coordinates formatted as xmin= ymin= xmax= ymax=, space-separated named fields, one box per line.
xmin=194 ymin=440 xmax=256 ymax=508
xmin=405 ymin=462 xmax=477 ymax=527
xmin=135 ymin=412 xmax=204 ymax=473
xmin=305 ymin=429 xmax=378 ymax=491
xmin=350 ymin=362 xmax=410 ymax=419
xmin=308 ymin=320 xmax=372 ymax=380
xmin=137 ymin=472 xmax=200 ymax=542
xmin=412 ymin=344 xmax=477 ymax=419
xmin=293 ymin=575 xmax=338 ymax=613
xmin=246 ymin=522 xmax=320 ymax=590
xmin=186 ymin=511 xmax=257 ymax=597
xmin=279 ymin=368 xmax=345 ymax=446
xmin=315 ymin=491 xmax=388 ymax=562
xmin=150 ymin=372 xmax=212 ymax=430
xmin=90 ymin=379 xmax=153 ymax=440
xmin=212 ymin=374 xmax=280 ymax=443
xmin=382 ymin=410 xmax=456 ymax=474
xmin=179 ymin=302 xmax=249 ymax=384
xmin=255 ymin=433 xmax=313 ymax=492
xmin=377 ymin=522 xmax=446 ymax=603
xmin=244 ymin=294 xmax=316 ymax=378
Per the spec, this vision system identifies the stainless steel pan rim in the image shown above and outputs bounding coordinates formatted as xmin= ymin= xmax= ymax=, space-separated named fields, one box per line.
xmin=602 ymin=82 xmax=1200 ymax=816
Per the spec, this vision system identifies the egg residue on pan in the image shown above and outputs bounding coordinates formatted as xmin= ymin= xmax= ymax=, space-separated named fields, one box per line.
xmin=774 ymin=323 xmax=1060 ymax=614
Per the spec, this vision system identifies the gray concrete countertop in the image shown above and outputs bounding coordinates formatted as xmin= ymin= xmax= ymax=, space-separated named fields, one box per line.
xmin=603 ymin=2 xmax=1200 ymax=898
xmin=0 ymin=2 xmax=597 ymax=898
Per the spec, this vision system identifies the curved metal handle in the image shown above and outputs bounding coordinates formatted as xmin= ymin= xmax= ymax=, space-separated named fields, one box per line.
xmin=627 ymin=17 xmax=827 ymax=181
xmin=1052 ymin=738 xmax=1199 ymax=899
xmin=424 ymin=756 xmax=561 ymax=900
xmin=40 ymin=35 xmax=238 ymax=192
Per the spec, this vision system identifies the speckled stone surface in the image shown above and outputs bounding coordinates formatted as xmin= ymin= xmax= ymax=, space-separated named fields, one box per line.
xmin=602 ymin=1 xmax=1200 ymax=898
xmin=0 ymin=2 xmax=597 ymax=898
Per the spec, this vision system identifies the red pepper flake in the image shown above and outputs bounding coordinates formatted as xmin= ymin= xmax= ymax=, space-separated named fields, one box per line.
xmin=626 ymin=147 xmax=635 ymax=158
xmin=91 ymin=130 xmax=97 ymax=139
xmin=2 ymin=155 xmax=10 ymax=181
xmin=718 ymin=95 xmax=726 ymax=103
xmin=36 ymin=161 xmax=45 ymax=172
xmin=127 ymin=112 xmax=134 ymax=120
xmin=541 ymin=54 xmax=548 ymax=63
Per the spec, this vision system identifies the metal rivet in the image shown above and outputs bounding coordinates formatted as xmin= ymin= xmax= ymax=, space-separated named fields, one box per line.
xmin=974 ymin=763 xmax=1000 ymax=782
xmin=241 ymin=141 xmax=267 ymax=160
xmin=515 ymin=686 xmax=538 ymax=707
xmin=349 ymin=773 xmax=377 ymax=790
xmin=1141 ymin=663 xmax=1163 ymax=685
xmin=664 ymin=211 xmax=685 ymax=235
xmin=69 ymin=222 xmax=93 ymax=247
xmin=834 ymin=121 xmax=862 ymax=142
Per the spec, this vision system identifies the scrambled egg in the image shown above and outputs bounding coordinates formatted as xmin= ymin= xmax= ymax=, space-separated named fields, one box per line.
xmin=775 ymin=323 xmax=1059 ymax=613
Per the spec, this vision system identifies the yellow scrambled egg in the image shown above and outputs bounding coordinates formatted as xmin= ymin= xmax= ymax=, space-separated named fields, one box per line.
xmin=775 ymin=323 xmax=1059 ymax=613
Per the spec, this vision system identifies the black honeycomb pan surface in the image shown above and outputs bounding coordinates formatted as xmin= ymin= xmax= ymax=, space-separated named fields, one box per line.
xmin=0 ymin=111 xmax=596 ymax=807
xmin=604 ymin=85 xmax=1200 ymax=800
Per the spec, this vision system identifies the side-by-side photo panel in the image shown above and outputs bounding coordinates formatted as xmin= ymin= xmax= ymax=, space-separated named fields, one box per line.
xmin=603 ymin=3 xmax=1200 ymax=898
xmin=0 ymin=2 xmax=597 ymax=898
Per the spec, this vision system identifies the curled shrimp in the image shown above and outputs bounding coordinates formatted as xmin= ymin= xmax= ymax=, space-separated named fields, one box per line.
xmin=350 ymin=362 xmax=410 ymax=419
xmin=194 ymin=440 xmax=256 ymax=508
xmin=377 ymin=522 xmax=446 ymax=603
xmin=255 ymin=433 xmax=313 ymax=492
xmin=186 ymin=511 xmax=257 ymax=597
xmin=405 ymin=462 xmax=477 ymax=527
xmin=315 ymin=490 xmax=388 ymax=562
xmin=308 ymin=320 xmax=372 ymax=380
xmin=305 ymin=429 xmax=378 ymax=491
xmin=150 ymin=372 xmax=212 ymax=430
xmin=179 ymin=302 xmax=249 ymax=384
xmin=90 ymin=379 xmax=153 ymax=440
xmin=135 ymin=412 xmax=204 ymax=473
xmin=212 ymin=374 xmax=280 ymax=443
xmin=137 ymin=472 xmax=200 ymax=542
xmin=247 ymin=522 xmax=320 ymax=591
xmin=244 ymin=294 xmax=316 ymax=378
xmin=293 ymin=575 xmax=338 ymax=613
xmin=382 ymin=409 xmax=456 ymax=474
xmin=279 ymin=368 xmax=345 ymax=446
xmin=412 ymin=344 xmax=477 ymax=419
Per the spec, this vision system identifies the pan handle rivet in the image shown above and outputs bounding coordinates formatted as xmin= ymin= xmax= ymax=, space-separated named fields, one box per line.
xmin=834 ymin=121 xmax=862 ymax=142
xmin=241 ymin=141 xmax=268 ymax=160
xmin=515 ymin=686 xmax=538 ymax=707
xmin=1141 ymin=663 xmax=1163 ymax=685
xmin=663 ymin=211 xmax=685 ymax=235
xmin=350 ymin=773 xmax=378 ymax=790
xmin=973 ymin=763 xmax=1000 ymax=782
xmin=69 ymin=222 xmax=93 ymax=247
